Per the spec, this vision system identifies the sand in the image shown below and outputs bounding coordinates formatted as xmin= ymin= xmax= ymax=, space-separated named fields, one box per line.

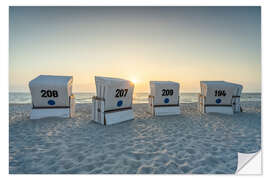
xmin=9 ymin=102 xmax=261 ymax=174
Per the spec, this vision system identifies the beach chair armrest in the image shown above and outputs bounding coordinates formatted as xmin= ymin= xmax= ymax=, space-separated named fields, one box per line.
xmin=92 ymin=96 xmax=105 ymax=101
xmin=198 ymin=93 xmax=205 ymax=98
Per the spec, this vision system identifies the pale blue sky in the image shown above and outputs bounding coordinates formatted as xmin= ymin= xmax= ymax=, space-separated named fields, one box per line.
xmin=9 ymin=7 xmax=261 ymax=92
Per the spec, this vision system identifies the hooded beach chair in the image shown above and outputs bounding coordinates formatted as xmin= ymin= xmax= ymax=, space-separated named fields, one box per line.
xmin=92 ymin=76 xmax=134 ymax=125
xmin=29 ymin=75 xmax=75 ymax=119
xmin=148 ymin=81 xmax=181 ymax=116
xmin=198 ymin=81 xmax=243 ymax=114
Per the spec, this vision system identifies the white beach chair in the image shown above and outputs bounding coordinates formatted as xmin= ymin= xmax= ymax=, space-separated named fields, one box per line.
xmin=148 ymin=81 xmax=181 ymax=116
xmin=29 ymin=75 xmax=75 ymax=119
xmin=92 ymin=76 xmax=134 ymax=125
xmin=198 ymin=81 xmax=243 ymax=114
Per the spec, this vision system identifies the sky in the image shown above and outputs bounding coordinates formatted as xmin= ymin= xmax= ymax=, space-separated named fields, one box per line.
xmin=9 ymin=7 xmax=261 ymax=92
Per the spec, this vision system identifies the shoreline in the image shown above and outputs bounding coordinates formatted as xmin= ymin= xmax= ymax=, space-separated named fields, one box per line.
xmin=8 ymin=100 xmax=261 ymax=105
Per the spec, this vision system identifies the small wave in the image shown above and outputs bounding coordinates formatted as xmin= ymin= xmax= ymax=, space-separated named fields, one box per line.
xmin=9 ymin=92 xmax=261 ymax=104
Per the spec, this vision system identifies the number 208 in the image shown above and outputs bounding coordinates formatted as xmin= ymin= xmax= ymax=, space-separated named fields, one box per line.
xmin=41 ymin=90 xmax=58 ymax=98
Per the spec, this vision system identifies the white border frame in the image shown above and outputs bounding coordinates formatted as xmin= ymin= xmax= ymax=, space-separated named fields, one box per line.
xmin=1 ymin=0 xmax=268 ymax=179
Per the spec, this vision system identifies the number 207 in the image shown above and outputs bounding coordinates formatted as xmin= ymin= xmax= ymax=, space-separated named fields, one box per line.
xmin=115 ymin=89 xmax=128 ymax=97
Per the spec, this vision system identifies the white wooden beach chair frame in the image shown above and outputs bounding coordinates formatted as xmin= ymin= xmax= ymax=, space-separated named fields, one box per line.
xmin=148 ymin=95 xmax=181 ymax=116
xmin=198 ymin=81 xmax=243 ymax=115
xmin=198 ymin=94 xmax=242 ymax=115
xmin=29 ymin=75 xmax=76 ymax=119
xmin=30 ymin=95 xmax=76 ymax=119
xmin=92 ymin=96 xmax=134 ymax=125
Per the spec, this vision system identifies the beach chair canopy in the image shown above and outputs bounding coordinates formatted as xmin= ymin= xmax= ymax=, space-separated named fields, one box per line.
xmin=29 ymin=75 xmax=73 ymax=108
xmin=200 ymin=81 xmax=243 ymax=105
xmin=95 ymin=76 xmax=134 ymax=111
xmin=150 ymin=81 xmax=180 ymax=106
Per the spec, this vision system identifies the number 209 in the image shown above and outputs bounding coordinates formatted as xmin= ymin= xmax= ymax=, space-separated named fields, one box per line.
xmin=162 ymin=89 xmax=174 ymax=96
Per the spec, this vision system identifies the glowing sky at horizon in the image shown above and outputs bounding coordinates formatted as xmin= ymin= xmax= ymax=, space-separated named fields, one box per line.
xmin=9 ymin=7 xmax=261 ymax=92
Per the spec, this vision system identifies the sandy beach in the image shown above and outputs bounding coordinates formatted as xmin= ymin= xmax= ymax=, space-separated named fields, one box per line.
xmin=9 ymin=101 xmax=261 ymax=174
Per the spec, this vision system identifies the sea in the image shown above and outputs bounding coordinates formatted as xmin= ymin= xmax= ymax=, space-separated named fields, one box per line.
xmin=9 ymin=92 xmax=261 ymax=104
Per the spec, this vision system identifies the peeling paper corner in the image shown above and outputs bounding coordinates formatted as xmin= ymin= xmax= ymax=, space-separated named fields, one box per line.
xmin=236 ymin=150 xmax=262 ymax=175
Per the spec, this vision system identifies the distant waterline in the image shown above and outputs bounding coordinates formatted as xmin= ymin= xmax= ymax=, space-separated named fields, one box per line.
xmin=9 ymin=92 xmax=261 ymax=104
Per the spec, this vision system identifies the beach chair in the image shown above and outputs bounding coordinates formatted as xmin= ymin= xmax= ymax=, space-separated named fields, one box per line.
xmin=198 ymin=81 xmax=243 ymax=114
xmin=148 ymin=81 xmax=181 ymax=116
xmin=92 ymin=76 xmax=134 ymax=125
xmin=29 ymin=75 xmax=75 ymax=119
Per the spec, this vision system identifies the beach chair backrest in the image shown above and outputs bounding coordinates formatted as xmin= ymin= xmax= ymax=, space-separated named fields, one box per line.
xmin=150 ymin=81 xmax=180 ymax=106
xmin=95 ymin=76 xmax=134 ymax=111
xmin=200 ymin=81 xmax=238 ymax=105
xmin=29 ymin=75 xmax=73 ymax=108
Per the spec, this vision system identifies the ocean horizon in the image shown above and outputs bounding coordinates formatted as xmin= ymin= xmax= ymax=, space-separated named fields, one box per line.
xmin=9 ymin=92 xmax=261 ymax=104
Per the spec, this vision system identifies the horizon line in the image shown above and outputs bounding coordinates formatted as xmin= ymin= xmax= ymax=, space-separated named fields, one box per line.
xmin=9 ymin=91 xmax=262 ymax=94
